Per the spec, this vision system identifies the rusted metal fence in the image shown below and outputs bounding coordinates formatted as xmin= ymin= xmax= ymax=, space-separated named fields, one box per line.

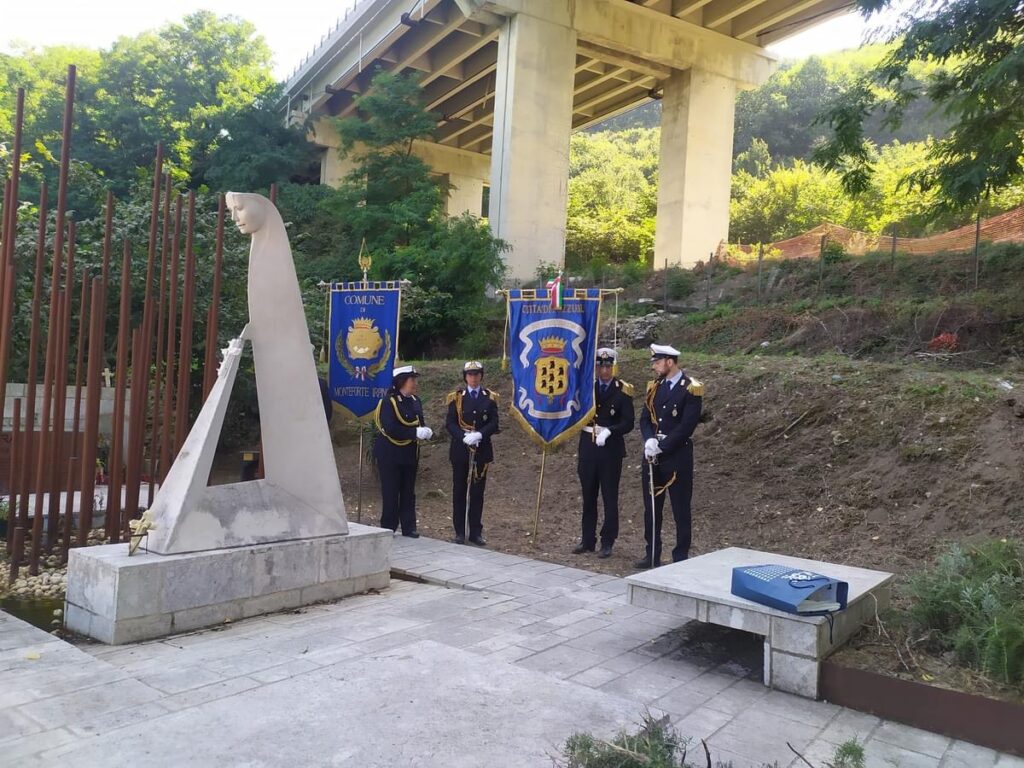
xmin=0 ymin=66 xmax=231 ymax=581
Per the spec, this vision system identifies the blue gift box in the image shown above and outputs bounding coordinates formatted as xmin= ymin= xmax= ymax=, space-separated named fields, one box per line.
xmin=731 ymin=564 xmax=849 ymax=616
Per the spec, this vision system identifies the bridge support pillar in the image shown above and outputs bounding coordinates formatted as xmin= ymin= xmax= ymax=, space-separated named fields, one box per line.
xmin=489 ymin=12 xmax=577 ymax=283
xmin=655 ymin=68 xmax=737 ymax=269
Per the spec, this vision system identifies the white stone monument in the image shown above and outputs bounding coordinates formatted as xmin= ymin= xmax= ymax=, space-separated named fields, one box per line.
xmin=65 ymin=193 xmax=390 ymax=644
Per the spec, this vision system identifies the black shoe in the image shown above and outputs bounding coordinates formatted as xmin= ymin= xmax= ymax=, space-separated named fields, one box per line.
xmin=452 ymin=535 xmax=465 ymax=545
xmin=633 ymin=557 xmax=661 ymax=570
xmin=572 ymin=543 xmax=595 ymax=555
xmin=468 ymin=535 xmax=487 ymax=547
xmin=598 ymin=544 xmax=613 ymax=559
xmin=402 ymin=531 xmax=420 ymax=539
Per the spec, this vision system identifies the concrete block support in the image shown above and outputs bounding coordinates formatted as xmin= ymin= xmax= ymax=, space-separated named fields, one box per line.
xmin=489 ymin=12 xmax=577 ymax=281
xmin=654 ymin=67 xmax=737 ymax=269
xmin=65 ymin=524 xmax=392 ymax=644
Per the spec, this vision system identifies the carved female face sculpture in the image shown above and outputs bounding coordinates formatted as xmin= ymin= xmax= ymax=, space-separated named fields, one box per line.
xmin=226 ymin=192 xmax=267 ymax=235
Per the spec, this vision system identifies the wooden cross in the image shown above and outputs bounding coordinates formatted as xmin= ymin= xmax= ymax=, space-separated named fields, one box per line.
xmin=102 ymin=367 xmax=114 ymax=387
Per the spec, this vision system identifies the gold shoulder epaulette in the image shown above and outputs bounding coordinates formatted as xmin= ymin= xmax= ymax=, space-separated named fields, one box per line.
xmin=486 ymin=389 xmax=499 ymax=401
xmin=646 ymin=380 xmax=657 ymax=394
xmin=445 ymin=390 xmax=459 ymax=406
xmin=687 ymin=377 xmax=704 ymax=397
xmin=619 ymin=380 xmax=635 ymax=397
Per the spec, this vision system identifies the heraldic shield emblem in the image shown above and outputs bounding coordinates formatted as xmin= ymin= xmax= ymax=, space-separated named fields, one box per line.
xmin=328 ymin=281 xmax=402 ymax=419
xmin=506 ymin=288 xmax=601 ymax=446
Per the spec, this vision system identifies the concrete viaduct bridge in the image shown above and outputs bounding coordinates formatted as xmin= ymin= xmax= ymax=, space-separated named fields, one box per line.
xmin=282 ymin=0 xmax=848 ymax=280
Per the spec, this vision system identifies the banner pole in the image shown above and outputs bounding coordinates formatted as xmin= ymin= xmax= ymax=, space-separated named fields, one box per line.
xmin=532 ymin=448 xmax=546 ymax=542
xmin=356 ymin=428 xmax=363 ymax=523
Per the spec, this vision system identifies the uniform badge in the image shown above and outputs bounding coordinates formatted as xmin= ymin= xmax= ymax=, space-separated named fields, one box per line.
xmin=672 ymin=406 xmax=678 ymax=417
xmin=610 ymin=407 xmax=616 ymax=416
xmin=483 ymin=413 xmax=489 ymax=422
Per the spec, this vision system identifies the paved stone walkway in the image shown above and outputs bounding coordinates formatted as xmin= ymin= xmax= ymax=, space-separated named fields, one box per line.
xmin=0 ymin=534 xmax=1021 ymax=767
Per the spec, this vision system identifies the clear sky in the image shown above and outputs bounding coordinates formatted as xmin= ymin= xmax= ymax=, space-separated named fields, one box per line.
xmin=3 ymin=1 xmax=883 ymax=81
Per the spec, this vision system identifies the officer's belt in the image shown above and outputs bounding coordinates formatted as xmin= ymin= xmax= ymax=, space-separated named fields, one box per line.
xmin=582 ymin=426 xmax=594 ymax=434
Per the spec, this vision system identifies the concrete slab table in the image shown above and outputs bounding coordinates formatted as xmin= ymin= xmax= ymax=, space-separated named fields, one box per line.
xmin=625 ymin=547 xmax=893 ymax=699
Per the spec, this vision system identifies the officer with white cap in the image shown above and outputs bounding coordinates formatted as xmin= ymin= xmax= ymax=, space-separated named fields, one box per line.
xmin=373 ymin=364 xmax=433 ymax=537
xmin=445 ymin=361 xmax=500 ymax=545
xmin=636 ymin=343 xmax=703 ymax=568
xmin=574 ymin=347 xmax=634 ymax=558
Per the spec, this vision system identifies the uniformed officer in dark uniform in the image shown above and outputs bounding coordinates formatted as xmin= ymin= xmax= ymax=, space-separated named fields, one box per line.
xmin=445 ymin=361 xmax=499 ymax=546
xmin=374 ymin=364 xmax=433 ymax=538
xmin=574 ymin=347 xmax=634 ymax=558
xmin=636 ymin=343 xmax=703 ymax=568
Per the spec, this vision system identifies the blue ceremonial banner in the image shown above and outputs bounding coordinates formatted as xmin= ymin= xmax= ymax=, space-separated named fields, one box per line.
xmin=328 ymin=281 xmax=402 ymax=419
xmin=506 ymin=287 xmax=601 ymax=447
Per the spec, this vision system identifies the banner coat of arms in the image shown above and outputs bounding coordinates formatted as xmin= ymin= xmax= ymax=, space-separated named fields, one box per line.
xmin=506 ymin=287 xmax=601 ymax=447
xmin=328 ymin=281 xmax=401 ymax=419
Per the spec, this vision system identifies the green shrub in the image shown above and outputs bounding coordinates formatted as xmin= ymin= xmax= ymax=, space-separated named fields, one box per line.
xmin=665 ymin=267 xmax=697 ymax=300
xmin=559 ymin=712 xmax=863 ymax=768
xmin=907 ymin=540 xmax=1024 ymax=685
xmin=620 ymin=260 xmax=649 ymax=287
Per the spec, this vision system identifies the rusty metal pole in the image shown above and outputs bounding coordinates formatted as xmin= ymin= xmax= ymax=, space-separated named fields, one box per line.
xmin=78 ymin=277 xmax=105 ymax=547
xmin=0 ymin=89 xmax=25 ymax=410
xmin=160 ymin=195 xmax=183 ymax=477
xmin=174 ymin=192 xmax=197 ymax=454
xmin=202 ymin=195 xmax=226 ymax=401
xmin=123 ymin=146 xmax=163 ymax=521
xmin=101 ymin=191 xmax=114 ymax=285
xmin=123 ymin=329 xmax=143 ymax=533
xmin=47 ymin=223 xmax=76 ymax=548
xmin=147 ymin=174 xmax=172 ymax=503
xmin=106 ymin=241 xmax=131 ymax=543
xmin=61 ymin=270 xmax=89 ymax=551
xmin=6 ymin=399 xmax=20 ymax=555
xmin=17 ymin=183 xmax=47 ymax=533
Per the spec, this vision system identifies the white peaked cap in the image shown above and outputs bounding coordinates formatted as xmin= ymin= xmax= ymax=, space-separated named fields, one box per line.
xmin=392 ymin=364 xmax=418 ymax=377
xmin=649 ymin=343 xmax=681 ymax=359
xmin=595 ymin=347 xmax=617 ymax=362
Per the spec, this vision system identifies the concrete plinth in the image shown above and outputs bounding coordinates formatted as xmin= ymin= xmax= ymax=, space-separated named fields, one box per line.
xmin=65 ymin=524 xmax=391 ymax=644
xmin=626 ymin=547 xmax=893 ymax=699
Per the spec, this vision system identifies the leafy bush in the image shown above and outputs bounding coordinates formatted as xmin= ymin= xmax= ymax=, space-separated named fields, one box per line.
xmin=907 ymin=540 xmax=1024 ymax=685
xmin=665 ymin=267 xmax=697 ymax=300
xmin=558 ymin=712 xmax=864 ymax=768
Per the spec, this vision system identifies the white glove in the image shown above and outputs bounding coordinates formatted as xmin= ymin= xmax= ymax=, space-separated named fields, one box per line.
xmin=416 ymin=427 xmax=433 ymax=441
xmin=594 ymin=427 xmax=611 ymax=447
xmin=644 ymin=437 xmax=661 ymax=460
xmin=463 ymin=431 xmax=483 ymax=447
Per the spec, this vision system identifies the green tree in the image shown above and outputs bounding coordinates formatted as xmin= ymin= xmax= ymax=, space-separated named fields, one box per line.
xmin=814 ymin=0 xmax=1024 ymax=214
xmin=326 ymin=70 xmax=507 ymax=357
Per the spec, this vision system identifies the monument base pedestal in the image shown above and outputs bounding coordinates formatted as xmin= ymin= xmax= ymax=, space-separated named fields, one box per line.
xmin=65 ymin=524 xmax=391 ymax=644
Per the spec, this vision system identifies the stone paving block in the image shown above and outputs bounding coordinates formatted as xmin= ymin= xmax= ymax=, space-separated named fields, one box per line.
xmin=653 ymin=684 xmax=713 ymax=718
xmin=0 ymin=707 xmax=44 ymax=740
xmin=684 ymin=671 xmax=741 ymax=696
xmin=67 ymin=699 xmax=174 ymax=738
xmin=567 ymin=628 xmax=647 ymax=656
xmin=569 ymin=665 xmax=622 ymax=689
xmin=160 ymin=675 xmax=263 ymax=712
xmin=600 ymin=651 xmax=654 ymax=675
xmin=996 ymin=755 xmax=1024 ymax=767
xmin=816 ymin=707 xmax=879 ymax=746
xmin=517 ymin=631 xmax=568 ymax=653
xmin=486 ymin=644 xmax=537 ymax=663
xmin=671 ymin=707 xmax=734 ymax=742
xmin=0 ymin=727 xmax=78 ymax=767
xmin=871 ymin=720 xmax=951 ymax=758
xmin=941 ymin=739 xmax=1000 ymax=768
xmin=862 ymin=739 xmax=941 ymax=768
xmin=20 ymin=677 xmax=162 ymax=729
xmin=761 ymin=689 xmax=839 ymax=728
xmin=136 ymin=665 xmax=228 ymax=695
xmin=552 ymin=616 xmax=614 ymax=639
xmin=517 ymin=644 xmax=604 ymax=679
xmin=599 ymin=664 xmax=688 ymax=703
xmin=709 ymin=708 xmax=821 ymax=768
xmin=701 ymin=678 xmax=769 ymax=716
